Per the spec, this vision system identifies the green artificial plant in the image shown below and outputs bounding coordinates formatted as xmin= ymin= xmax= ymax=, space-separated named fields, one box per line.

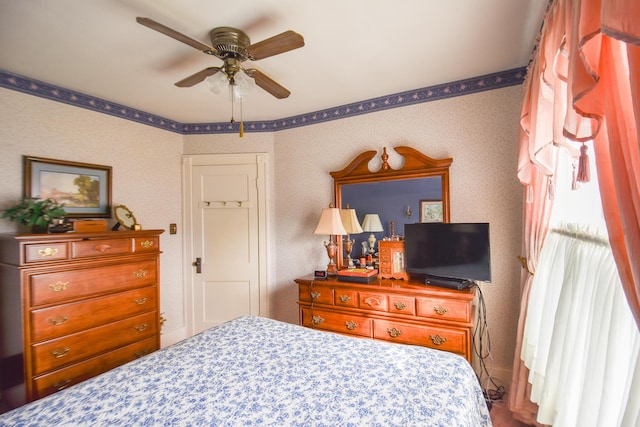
xmin=1 ymin=198 xmax=66 ymax=230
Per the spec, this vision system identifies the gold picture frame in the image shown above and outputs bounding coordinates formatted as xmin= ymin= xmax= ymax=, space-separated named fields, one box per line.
xmin=24 ymin=156 xmax=112 ymax=218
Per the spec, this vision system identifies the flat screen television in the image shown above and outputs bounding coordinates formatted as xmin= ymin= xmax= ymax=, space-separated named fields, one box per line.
xmin=405 ymin=222 xmax=491 ymax=289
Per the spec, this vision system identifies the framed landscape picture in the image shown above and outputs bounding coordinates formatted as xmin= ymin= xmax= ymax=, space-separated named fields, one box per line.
xmin=24 ymin=156 xmax=112 ymax=218
xmin=420 ymin=200 xmax=443 ymax=223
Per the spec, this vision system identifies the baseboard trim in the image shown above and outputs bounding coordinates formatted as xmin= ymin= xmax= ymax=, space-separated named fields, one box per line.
xmin=161 ymin=326 xmax=187 ymax=348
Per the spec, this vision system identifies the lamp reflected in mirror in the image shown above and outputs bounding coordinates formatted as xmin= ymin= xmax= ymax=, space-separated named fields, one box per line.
xmin=362 ymin=214 xmax=384 ymax=255
xmin=340 ymin=205 xmax=363 ymax=268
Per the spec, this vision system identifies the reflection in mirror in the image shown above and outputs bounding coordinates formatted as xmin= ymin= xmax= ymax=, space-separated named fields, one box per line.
xmin=332 ymin=146 xmax=452 ymax=270
xmin=341 ymin=177 xmax=443 ymax=257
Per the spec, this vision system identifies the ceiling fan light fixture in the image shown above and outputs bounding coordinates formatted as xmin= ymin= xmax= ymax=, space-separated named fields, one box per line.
xmin=233 ymin=71 xmax=256 ymax=97
xmin=205 ymin=72 xmax=228 ymax=95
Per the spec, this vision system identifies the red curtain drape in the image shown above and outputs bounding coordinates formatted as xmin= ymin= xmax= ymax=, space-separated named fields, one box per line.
xmin=510 ymin=0 xmax=640 ymax=423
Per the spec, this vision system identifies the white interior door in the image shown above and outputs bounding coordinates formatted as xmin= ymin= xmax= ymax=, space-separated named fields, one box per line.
xmin=183 ymin=154 xmax=267 ymax=336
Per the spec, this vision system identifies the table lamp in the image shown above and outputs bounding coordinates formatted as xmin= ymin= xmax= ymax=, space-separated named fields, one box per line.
xmin=314 ymin=206 xmax=347 ymax=275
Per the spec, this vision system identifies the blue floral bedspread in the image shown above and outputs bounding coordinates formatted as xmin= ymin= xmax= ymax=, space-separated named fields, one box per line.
xmin=0 ymin=316 xmax=491 ymax=426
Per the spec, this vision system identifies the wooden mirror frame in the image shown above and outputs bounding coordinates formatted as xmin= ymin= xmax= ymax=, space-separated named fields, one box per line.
xmin=331 ymin=146 xmax=452 ymax=270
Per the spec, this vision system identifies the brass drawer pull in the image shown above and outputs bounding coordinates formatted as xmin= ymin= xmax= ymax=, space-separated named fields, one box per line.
xmin=140 ymin=240 xmax=154 ymax=248
xmin=94 ymin=244 xmax=112 ymax=253
xmin=49 ymin=281 xmax=69 ymax=292
xmin=433 ymin=305 xmax=449 ymax=315
xmin=53 ymin=379 xmax=72 ymax=391
xmin=387 ymin=327 xmax=402 ymax=338
xmin=430 ymin=334 xmax=447 ymax=345
xmin=339 ymin=295 xmax=351 ymax=303
xmin=38 ymin=247 xmax=58 ymax=257
xmin=135 ymin=350 xmax=149 ymax=358
xmin=134 ymin=323 xmax=148 ymax=332
xmin=345 ymin=320 xmax=358 ymax=330
xmin=364 ymin=297 xmax=381 ymax=307
xmin=133 ymin=269 xmax=148 ymax=278
xmin=311 ymin=315 xmax=324 ymax=325
xmin=51 ymin=347 xmax=70 ymax=358
xmin=49 ymin=315 xmax=68 ymax=326
xmin=134 ymin=297 xmax=148 ymax=305
xmin=394 ymin=301 xmax=407 ymax=310
xmin=310 ymin=291 xmax=321 ymax=300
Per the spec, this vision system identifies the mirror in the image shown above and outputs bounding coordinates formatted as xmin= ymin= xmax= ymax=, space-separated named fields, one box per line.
xmin=113 ymin=205 xmax=137 ymax=230
xmin=332 ymin=146 xmax=452 ymax=269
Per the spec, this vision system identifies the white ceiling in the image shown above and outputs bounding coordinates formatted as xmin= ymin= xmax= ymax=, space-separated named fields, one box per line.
xmin=0 ymin=0 xmax=547 ymax=124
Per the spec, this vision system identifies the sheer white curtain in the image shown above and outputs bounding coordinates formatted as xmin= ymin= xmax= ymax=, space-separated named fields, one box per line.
xmin=520 ymin=146 xmax=640 ymax=426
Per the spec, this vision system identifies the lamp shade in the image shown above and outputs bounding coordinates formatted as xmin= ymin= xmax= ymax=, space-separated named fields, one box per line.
xmin=362 ymin=214 xmax=384 ymax=232
xmin=340 ymin=208 xmax=363 ymax=234
xmin=314 ymin=207 xmax=348 ymax=235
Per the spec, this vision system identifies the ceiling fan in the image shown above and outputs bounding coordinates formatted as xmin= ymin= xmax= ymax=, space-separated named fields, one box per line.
xmin=136 ymin=17 xmax=304 ymax=99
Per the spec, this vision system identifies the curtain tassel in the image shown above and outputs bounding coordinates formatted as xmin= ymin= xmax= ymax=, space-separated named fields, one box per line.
xmin=576 ymin=143 xmax=590 ymax=183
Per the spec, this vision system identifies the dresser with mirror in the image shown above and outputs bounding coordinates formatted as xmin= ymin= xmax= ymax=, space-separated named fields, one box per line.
xmin=297 ymin=146 xmax=477 ymax=362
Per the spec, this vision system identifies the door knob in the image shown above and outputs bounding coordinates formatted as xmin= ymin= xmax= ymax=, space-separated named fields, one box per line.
xmin=192 ymin=257 xmax=202 ymax=274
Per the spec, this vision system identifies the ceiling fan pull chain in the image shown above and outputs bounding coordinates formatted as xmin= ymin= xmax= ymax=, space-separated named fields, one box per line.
xmin=239 ymin=97 xmax=244 ymax=138
xmin=230 ymin=84 xmax=235 ymax=124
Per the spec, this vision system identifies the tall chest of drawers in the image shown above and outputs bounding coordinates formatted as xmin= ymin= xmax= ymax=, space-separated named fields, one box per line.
xmin=0 ymin=230 xmax=163 ymax=407
xmin=296 ymin=275 xmax=476 ymax=362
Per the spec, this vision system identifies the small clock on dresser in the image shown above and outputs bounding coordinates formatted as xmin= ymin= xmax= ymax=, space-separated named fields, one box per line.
xmin=378 ymin=240 xmax=408 ymax=280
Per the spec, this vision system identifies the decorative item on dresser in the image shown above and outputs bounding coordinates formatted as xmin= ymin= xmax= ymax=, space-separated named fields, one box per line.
xmin=296 ymin=275 xmax=476 ymax=362
xmin=0 ymin=229 xmax=163 ymax=408
xmin=378 ymin=240 xmax=408 ymax=280
xmin=378 ymin=220 xmax=408 ymax=280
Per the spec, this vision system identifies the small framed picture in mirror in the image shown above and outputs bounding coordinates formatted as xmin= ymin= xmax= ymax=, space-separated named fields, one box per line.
xmin=420 ymin=200 xmax=443 ymax=223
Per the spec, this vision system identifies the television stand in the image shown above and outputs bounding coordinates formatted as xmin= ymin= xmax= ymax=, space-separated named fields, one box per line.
xmin=424 ymin=276 xmax=474 ymax=290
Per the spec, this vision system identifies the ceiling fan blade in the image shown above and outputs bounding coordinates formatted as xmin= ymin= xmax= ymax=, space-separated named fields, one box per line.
xmin=175 ymin=67 xmax=221 ymax=87
xmin=136 ymin=17 xmax=217 ymax=55
xmin=246 ymin=31 xmax=304 ymax=60
xmin=245 ymin=69 xmax=290 ymax=99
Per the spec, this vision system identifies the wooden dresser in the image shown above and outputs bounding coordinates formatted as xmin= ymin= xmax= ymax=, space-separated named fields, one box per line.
xmin=0 ymin=229 xmax=163 ymax=407
xmin=296 ymin=275 xmax=476 ymax=362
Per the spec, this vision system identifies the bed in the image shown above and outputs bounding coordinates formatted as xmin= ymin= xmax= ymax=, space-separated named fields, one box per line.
xmin=0 ymin=316 xmax=491 ymax=426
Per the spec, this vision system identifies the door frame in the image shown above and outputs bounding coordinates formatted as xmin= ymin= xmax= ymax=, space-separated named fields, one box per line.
xmin=182 ymin=153 xmax=268 ymax=337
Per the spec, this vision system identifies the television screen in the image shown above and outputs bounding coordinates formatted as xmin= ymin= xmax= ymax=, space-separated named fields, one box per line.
xmin=405 ymin=222 xmax=491 ymax=284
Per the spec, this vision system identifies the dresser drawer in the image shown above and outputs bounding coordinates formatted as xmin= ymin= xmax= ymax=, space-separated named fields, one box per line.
xmin=30 ymin=286 xmax=157 ymax=342
xmin=389 ymin=295 xmax=415 ymax=315
xmin=373 ymin=319 xmax=468 ymax=356
xmin=298 ymin=284 xmax=333 ymax=305
xmin=416 ymin=296 xmax=472 ymax=323
xmin=334 ymin=289 xmax=358 ymax=308
xmin=359 ymin=292 xmax=388 ymax=312
xmin=32 ymin=337 xmax=158 ymax=400
xmin=24 ymin=242 xmax=69 ymax=263
xmin=29 ymin=259 xmax=158 ymax=306
xmin=133 ymin=236 xmax=160 ymax=253
xmin=31 ymin=311 xmax=157 ymax=375
xmin=71 ymin=238 xmax=132 ymax=258
xmin=300 ymin=308 xmax=372 ymax=337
